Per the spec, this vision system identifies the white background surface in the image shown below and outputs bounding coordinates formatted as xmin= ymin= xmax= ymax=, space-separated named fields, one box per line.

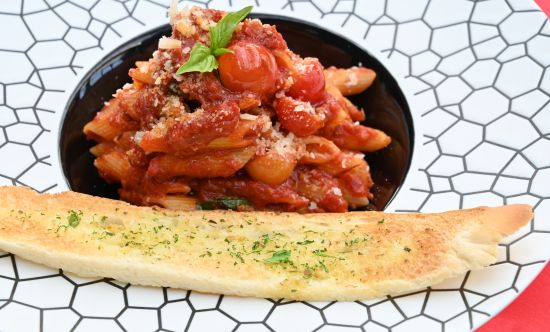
xmin=0 ymin=0 xmax=549 ymax=331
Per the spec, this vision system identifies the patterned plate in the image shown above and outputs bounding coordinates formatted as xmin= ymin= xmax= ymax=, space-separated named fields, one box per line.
xmin=0 ymin=0 xmax=549 ymax=331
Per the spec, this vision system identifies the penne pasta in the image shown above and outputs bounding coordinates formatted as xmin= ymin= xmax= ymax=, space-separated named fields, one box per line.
xmin=325 ymin=83 xmax=366 ymax=122
xmin=139 ymin=102 xmax=240 ymax=154
xmin=159 ymin=179 xmax=192 ymax=194
xmin=147 ymin=146 xmax=256 ymax=180
xmin=318 ymin=151 xmax=365 ymax=175
xmin=89 ymin=142 xmax=116 ymax=157
xmin=205 ymin=116 xmax=267 ymax=150
xmin=94 ymin=151 xmax=134 ymax=184
xmin=323 ymin=121 xmax=391 ymax=152
xmin=338 ymin=160 xmax=373 ymax=208
xmin=129 ymin=61 xmax=155 ymax=85
xmin=113 ymin=131 xmax=138 ymax=150
xmin=83 ymin=119 xmax=122 ymax=142
xmin=150 ymin=194 xmax=198 ymax=210
xmin=299 ymin=136 xmax=340 ymax=164
xmin=324 ymin=66 xmax=376 ymax=96
xmin=84 ymin=98 xmax=138 ymax=141
xmin=245 ymin=150 xmax=297 ymax=185
xmin=295 ymin=167 xmax=348 ymax=212
xmin=119 ymin=181 xmax=192 ymax=208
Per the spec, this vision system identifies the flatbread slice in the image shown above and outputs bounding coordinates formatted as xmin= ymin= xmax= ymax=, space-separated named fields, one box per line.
xmin=0 ymin=186 xmax=532 ymax=301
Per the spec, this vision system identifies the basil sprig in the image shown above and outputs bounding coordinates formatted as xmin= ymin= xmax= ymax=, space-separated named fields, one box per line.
xmin=176 ymin=6 xmax=253 ymax=74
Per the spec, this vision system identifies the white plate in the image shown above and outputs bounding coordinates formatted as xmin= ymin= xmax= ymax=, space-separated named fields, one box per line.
xmin=0 ymin=0 xmax=549 ymax=331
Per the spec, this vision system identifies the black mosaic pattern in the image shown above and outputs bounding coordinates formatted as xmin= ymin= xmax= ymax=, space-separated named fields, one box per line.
xmin=0 ymin=0 xmax=549 ymax=331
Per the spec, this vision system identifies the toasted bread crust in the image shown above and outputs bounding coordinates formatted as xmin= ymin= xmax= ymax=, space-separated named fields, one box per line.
xmin=0 ymin=186 xmax=532 ymax=300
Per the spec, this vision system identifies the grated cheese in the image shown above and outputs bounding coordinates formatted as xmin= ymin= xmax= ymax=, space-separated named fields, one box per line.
xmin=139 ymin=63 xmax=149 ymax=73
xmin=239 ymin=113 xmax=258 ymax=121
xmin=271 ymin=132 xmax=295 ymax=156
xmin=330 ymin=187 xmax=343 ymax=196
xmin=341 ymin=159 xmax=348 ymax=169
xmin=133 ymin=131 xmax=145 ymax=144
xmin=293 ymin=102 xmax=315 ymax=115
xmin=158 ymin=37 xmax=182 ymax=49
xmin=346 ymin=71 xmax=358 ymax=88
xmin=261 ymin=119 xmax=272 ymax=133
xmin=176 ymin=19 xmax=197 ymax=37
xmin=295 ymin=60 xmax=314 ymax=72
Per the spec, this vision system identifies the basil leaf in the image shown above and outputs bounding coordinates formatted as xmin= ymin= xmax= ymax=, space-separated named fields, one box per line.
xmin=209 ymin=6 xmax=253 ymax=50
xmin=264 ymin=250 xmax=292 ymax=263
xmin=176 ymin=42 xmax=218 ymax=74
xmin=196 ymin=197 xmax=249 ymax=210
xmin=212 ymin=47 xmax=233 ymax=57
xmin=196 ymin=201 xmax=217 ymax=210
xmin=219 ymin=198 xmax=249 ymax=210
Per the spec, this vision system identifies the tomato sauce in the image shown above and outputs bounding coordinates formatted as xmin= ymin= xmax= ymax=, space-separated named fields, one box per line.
xmin=83 ymin=7 xmax=389 ymax=213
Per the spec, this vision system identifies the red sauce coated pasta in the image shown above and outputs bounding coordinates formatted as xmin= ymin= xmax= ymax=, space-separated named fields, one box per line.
xmin=83 ymin=7 xmax=391 ymax=212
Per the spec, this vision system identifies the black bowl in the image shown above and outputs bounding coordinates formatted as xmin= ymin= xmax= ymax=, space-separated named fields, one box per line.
xmin=59 ymin=15 xmax=414 ymax=211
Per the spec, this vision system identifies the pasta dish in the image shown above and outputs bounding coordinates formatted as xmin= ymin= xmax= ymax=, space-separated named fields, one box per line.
xmin=83 ymin=6 xmax=391 ymax=212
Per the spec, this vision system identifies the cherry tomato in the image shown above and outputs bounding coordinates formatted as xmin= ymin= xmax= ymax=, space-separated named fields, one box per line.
xmin=218 ymin=42 xmax=279 ymax=96
xmin=274 ymin=96 xmax=325 ymax=137
xmin=288 ymin=57 xmax=326 ymax=103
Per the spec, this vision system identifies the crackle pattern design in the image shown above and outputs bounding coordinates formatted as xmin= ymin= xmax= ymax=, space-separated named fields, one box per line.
xmin=0 ymin=0 xmax=549 ymax=331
